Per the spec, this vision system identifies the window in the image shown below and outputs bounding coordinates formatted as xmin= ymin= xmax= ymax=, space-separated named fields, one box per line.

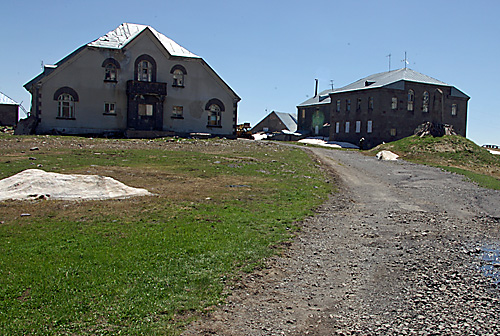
xmin=301 ymin=109 xmax=306 ymax=119
xmin=345 ymin=121 xmax=350 ymax=133
xmin=422 ymin=91 xmax=429 ymax=112
xmin=104 ymin=102 xmax=116 ymax=115
xmin=392 ymin=97 xmax=398 ymax=110
xmin=346 ymin=99 xmax=351 ymax=112
xmin=356 ymin=98 xmax=362 ymax=111
xmin=102 ymin=58 xmax=120 ymax=82
xmin=205 ymin=99 xmax=225 ymax=127
xmin=171 ymin=65 xmax=187 ymax=87
xmin=208 ymin=104 xmax=221 ymax=126
xmin=368 ymin=97 xmax=374 ymax=110
xmin=451 ymin=104 xmax=457 ymax=116
xmin=138 ymin=61 xmax=152 ymax=82
xmin=355 ymin=121 xmax=361 ymax=133
xmin=172 ymin=105 xmax=183 ymax=118
xmin=105 ymin=64 xmax=117 ymax=81
xmin=172 ymin=69 xmax=184 ymax=87
xmin=407 ymin=89 xmax=414 ymax=111
xmin=336 ymin=100 xmax=341 ymax=112
xmin=335 ymin=122 xmax=340 ymax=133
xmin=367 ymin=120 xmax=373 ymax=133
xmin=390 ymin=128 xmax=397 ymax=136
xmin=58 ymin=93 xmax=75 ymax=118
xmin=138 ymin=104 xmax=153 ymax=116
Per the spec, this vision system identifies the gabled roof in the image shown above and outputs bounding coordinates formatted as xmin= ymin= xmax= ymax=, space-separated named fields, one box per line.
xmin=333 ymin=68 xmax=448 ymax=94
xmin=24 ymin=23 xmax=240 ymax=100
xmin=298 ymin=68 xmax=469 ymax=106
xmin=274 ymin=112 xmax=298 ymax=132
xmin=298 ymin=88 xmax=336 ymax=107
xmin=0 ymin=92 xmax=18 ymax=105
xmin=88 ymin=23 xmax=200 ymax=58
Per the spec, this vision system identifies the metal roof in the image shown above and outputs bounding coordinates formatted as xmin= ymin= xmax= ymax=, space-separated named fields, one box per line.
xmin=274 ymin=112 xmax=298 ymax=132
xmin=88 ymin=23 xmax=200 ymax=58
xmin=298 ymin=68 xmax=469 ymax=106
xmin=297 ymin=88 xmax=336 ymax=107
xmin=0 ymin=92 xmax=18 ymax=105
xmin=333 ymin=68 xmax=449 ymax=94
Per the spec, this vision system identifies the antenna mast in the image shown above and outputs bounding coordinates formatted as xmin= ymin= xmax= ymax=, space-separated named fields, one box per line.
xmin=386 ymin=54 xmax=391 ymax=71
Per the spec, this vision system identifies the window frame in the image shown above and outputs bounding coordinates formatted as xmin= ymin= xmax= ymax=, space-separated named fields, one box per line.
xmin=346 ymin=99 xmax=351 ymax=112
xmin=345 ymin=121 xmax=350 ymax=133
xmin=422 ymin=91 xmax=429 ymax=112
xmin=205 ymin=99 xmax=225 ymax=128
xmin=355 ymin=120 xmax=361 ymax=133
xmin=172 ymin=105 xmax=184 ymax=119
xmin=356 ymin=98 xmax=362 ymax=112
xmin=104 ymin=102 xmax=116 ymax=115
xmin=367 ymin=120 xmax=373 ymax=133
xmin=102 ymin=58 xmax=120 ymax=82
xmin=57 ymin=93 xmax=75 ymax=119
xmin=407 ymin=89 xmax=415 ymax=111
xmin=451 ymin=103 xmax=458 ymax=116
xmin=336 ymin=99 xmax=341 ymax=112
xmin=368 ymin=97 xmax=374 ymax=111
xmin=392 ymin=97 xmax=398 ymax=110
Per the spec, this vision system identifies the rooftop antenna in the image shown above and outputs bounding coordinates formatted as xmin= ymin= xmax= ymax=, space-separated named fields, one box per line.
xmin=314 ymin=79 xmax=318 ymax=98
xmin=386 ymin=54 xmax=391 ymax=71
xmin=401 ymin=51 xmax=409 ymax=69
xmin=330 ymin=80 xmax=334 ymax=91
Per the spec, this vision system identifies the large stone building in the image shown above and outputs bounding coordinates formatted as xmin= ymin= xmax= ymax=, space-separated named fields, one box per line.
xmin=297 ymin=68 xmax=469 ymax=148
xmin=24 ymin=23 xmax=240 ymax=137
xmin=330 ymin=68 xmax=469 ymax=148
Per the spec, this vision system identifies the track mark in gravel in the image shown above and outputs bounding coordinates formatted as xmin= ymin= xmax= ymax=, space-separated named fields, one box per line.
xmin=183 ymin=148 xmax=500 ymax=336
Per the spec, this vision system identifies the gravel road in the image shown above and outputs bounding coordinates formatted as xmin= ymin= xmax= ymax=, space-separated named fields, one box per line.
xmin=183 ymin=148 xmax=500 ymax=335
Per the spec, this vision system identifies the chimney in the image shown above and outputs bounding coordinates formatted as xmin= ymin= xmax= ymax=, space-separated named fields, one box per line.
xmin=314 ymin=79 xmax=318 ymax=98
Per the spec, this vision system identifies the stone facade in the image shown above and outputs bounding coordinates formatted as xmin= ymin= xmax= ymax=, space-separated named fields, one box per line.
xmin=296 ymin=69 xmax=469 ymax=149
xmin=24 ymin=23 xmax=240 ymax=137
xmin=0 ymin=104 xmax=18 ymax=126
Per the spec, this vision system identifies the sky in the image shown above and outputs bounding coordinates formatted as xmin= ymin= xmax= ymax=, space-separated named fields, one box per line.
xmin=1 ymin=0 xmax=499 ymax=145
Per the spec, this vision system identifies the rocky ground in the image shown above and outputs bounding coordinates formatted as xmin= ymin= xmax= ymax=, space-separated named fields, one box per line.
xmin=183 ymin=147 xmax=500 ymax=335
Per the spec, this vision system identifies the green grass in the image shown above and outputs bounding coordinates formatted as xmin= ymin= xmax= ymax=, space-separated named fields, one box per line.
xmin=0 ymin=136 xmax=332 ymax=335
xmin=367 ymin=135 xmax=500 ymax=190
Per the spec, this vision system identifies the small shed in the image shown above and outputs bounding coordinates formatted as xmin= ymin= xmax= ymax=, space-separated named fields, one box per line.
xmin=0 ymin=92 xmax=19 ymax=126
xmin=252 ymin=111 xmax=297 ymax=133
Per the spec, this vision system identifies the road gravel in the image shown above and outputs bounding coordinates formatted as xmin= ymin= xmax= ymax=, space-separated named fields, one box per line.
xmin=183 ymin=147 xmax=500 ymax=335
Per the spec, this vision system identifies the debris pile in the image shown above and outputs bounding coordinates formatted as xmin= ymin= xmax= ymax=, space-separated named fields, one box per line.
xmin=414 ymin=122 xmax=457 ymax=138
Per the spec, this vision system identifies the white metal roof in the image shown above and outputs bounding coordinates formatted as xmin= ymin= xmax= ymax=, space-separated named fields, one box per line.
xmin=333 ymin=68 xmax=448 ymax=94
xmin=88 ymin=23 xmax=200 ymax=58
xmin=0 ymin=92 xmax=17 ymax=105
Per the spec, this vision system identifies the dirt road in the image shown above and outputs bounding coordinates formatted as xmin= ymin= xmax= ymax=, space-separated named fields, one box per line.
xmin=183 ymin=148 xmax=500 ymax=335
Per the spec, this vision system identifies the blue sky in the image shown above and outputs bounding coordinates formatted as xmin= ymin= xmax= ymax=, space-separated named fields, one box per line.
xmin=1 ymin=0 xmax=499 ymax=145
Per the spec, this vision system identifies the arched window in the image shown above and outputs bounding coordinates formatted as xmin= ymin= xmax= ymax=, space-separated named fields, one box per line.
xmin=422 ymin=91 xmax=429 ymax=112
xmin=135 ymin=55 xmax=157 ymax=82
xmin=208 ymin=104 xmax=221 ymax=126
xmin=138 ymin=60 xmax=152 ymax=82
xmin=170 ymin=65 xmax=187 ymax=87
xmin=58 ymin=93 xmax=75 ymax=119
xmin=105 ymin=64 xmax=117 ymax=81
xmin=53 ymin=87 xmax=78 ymax=119
xmin=407 ymin=89 xmax=415 ymax=111
xmin=102 ymin=58 xmax=120 ymax=82
xmin=172 ymin=69 xmax=184 ymax=86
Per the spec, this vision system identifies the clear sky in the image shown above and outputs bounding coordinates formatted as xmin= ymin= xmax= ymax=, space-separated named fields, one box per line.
xmin=1 ymin=0 xmax=498 ymax=145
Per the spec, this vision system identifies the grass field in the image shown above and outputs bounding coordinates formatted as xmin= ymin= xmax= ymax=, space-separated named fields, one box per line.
xmin=0 ymin=135 xmax=333 ymax=335
xmin=368 ymin=135 xmax=500 ymax=190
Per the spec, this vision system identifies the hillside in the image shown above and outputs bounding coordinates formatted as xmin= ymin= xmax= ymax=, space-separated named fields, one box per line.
xmin=368 ymin=135 xmax=500 ymax=189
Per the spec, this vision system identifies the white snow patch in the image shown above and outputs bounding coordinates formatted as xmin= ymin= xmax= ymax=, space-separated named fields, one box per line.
xmin=0 ymin=169 xmax=151 ymax=201
xmin=298 ymin=138 xmax=359 ymax=149
xmin=487 ymin=149 xmax=500 ymax=155
xmin=376 ymin=150 xmax=399 ymax=161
